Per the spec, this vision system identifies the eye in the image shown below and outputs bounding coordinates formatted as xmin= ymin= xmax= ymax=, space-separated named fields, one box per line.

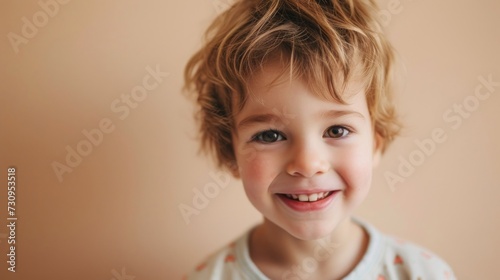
xmin=251 ymin=129 xmax=285 ymax=143
xmin=324 ymin=126 xmax=350 ymax=138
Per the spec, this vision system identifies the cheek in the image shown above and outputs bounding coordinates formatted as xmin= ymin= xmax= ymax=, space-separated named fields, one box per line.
xmin=238 ymin=152 xmax=278 ymax=198
xmin=336 ymin=144 xmax=374 ymax=194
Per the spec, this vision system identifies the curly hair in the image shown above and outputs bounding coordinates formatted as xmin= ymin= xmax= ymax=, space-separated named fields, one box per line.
xmin=184 ymin=0 xmax=402 ymax=173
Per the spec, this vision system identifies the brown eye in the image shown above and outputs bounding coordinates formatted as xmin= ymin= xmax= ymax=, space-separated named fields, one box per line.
xmin=325 ymin=126 xmax=349 ymax=138
xmin=254 ymin=130 xmax=284 ymax=143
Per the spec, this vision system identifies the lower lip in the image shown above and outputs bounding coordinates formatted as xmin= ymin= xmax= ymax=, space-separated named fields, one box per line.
xmin=277 ymin=191 xmax=340 ymax=212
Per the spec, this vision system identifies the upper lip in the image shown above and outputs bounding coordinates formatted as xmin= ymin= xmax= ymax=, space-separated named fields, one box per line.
xmin=276 ymin=189 xmax=339 ymax=195
xmin=270 ymin=174 xmax=343 ymax=195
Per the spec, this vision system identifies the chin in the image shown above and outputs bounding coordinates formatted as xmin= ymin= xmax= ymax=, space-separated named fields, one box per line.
xmin=284 ymin=222 xmax=337 ymax=241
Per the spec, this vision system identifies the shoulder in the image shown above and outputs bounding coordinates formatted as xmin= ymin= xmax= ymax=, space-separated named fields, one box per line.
xmin=184 ymin=228 xmax=265 ymax=280
xmin=185 ymin=242 xmax=239 ymax=280
xmin=350 ymin=218 xmax=457 ymax=280
xmin=379 ymin=231 xmax=457 ymax=279
xmin=364 ymin=219 xmax=456 ymax=280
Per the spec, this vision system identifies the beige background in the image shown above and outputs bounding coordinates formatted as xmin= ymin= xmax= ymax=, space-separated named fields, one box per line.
xmin=1 ymin=0 xmax=499 ymax=279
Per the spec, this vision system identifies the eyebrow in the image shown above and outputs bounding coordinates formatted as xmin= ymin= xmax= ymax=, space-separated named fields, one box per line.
xmin=237 ymin=113 xmax=281 ymax=130
xmin=318 ymin=110 xmax=366 ymax=120
xmin=237 ymin=110 xmax=365 ymax=129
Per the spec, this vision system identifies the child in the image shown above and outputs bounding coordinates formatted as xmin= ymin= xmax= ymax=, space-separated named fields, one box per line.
xmin=184 ymin=0 xmax=456 ymax=279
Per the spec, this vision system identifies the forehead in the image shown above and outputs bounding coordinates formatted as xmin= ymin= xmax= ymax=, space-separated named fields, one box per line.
xmin=243 ymin=58 xmax=367 ymax=109
xmin=234 ymin=60 xmax=370 ymax=126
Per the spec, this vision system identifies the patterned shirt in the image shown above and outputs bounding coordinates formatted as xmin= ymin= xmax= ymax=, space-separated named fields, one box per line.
xmin=186 ymin=217 xmax=456 ymax=280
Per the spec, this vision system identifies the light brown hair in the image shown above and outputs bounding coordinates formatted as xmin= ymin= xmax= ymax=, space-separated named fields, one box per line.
xmin=184 ymin=0 xmax=401 ymax=173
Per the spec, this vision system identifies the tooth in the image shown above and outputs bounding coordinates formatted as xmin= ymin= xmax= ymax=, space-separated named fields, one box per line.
xmin=292 ymin=194 xmax=298 ymax=199
xmin=308 ymin=193 xmax=318 ymax=201
xmin=298 ymin=194 xmax=308 ymax=201
xmin=318 ymin=192 xmax=324 ymax=199
xmin=286 ymin=194 xmax=292 ymax=199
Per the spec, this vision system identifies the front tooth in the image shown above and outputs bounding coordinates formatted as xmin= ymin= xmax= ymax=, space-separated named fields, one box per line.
xmin=298 ymin=194 xmax=309 ymax=201
xmin=308 ymin=193 xmax=318 ymax=201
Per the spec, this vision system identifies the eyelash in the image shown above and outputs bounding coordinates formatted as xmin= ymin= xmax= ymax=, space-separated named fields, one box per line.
xmin=249 ymin=125 xmax=352 ymax=144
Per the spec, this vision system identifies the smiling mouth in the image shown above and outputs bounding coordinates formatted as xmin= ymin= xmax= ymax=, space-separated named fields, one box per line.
xmin=279 ymin=191 xmax=334 ymax=202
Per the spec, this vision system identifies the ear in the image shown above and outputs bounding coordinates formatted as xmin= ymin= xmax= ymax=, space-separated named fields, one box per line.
xmin=228 ymin=161 xmax=240 ymax=178
xmin=230 ymin=167 xmax=240 ymax=178
xmin=372 ymin=133 xmax=383 ymax=167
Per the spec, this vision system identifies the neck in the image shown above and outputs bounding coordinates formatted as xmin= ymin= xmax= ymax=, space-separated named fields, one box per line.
xmin=249 ymin=217 xmax=368 ymax=279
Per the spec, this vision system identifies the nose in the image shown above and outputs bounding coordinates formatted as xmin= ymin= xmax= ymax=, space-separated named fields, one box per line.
xmin=285 ymin=139 xmax=331 ymax=178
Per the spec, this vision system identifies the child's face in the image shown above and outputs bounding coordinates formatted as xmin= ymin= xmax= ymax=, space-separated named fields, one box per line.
xmin=232 ymin=60 xmax=380 ymax=240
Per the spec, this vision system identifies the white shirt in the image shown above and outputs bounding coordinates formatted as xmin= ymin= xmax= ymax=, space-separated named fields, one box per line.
xmin=186 ymin=217 xmax=456 ymax=280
